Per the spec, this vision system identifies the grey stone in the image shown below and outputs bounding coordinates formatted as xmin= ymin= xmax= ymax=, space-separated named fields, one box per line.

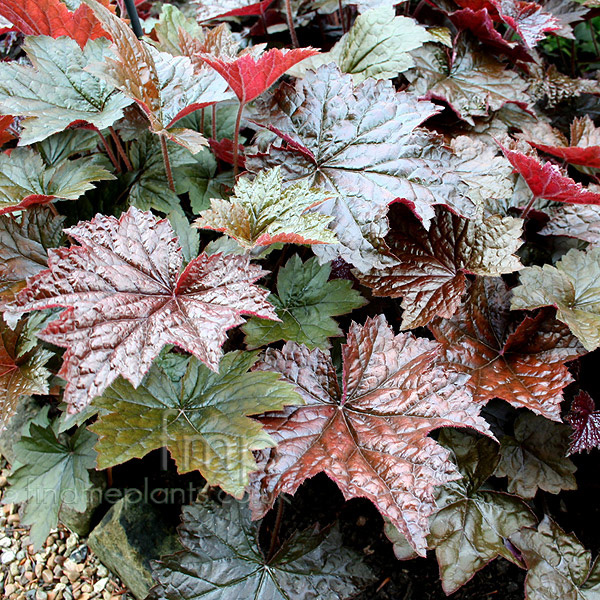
xmin=88 ymin=496 xmax=179 ymax=600
xmin=59 ymin=469 xmax=106 ymax=537
xmin=0 ymin=396 xmax=44 ymax=464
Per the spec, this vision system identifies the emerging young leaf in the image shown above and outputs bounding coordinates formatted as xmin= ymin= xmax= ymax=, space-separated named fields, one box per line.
xmin=0 ymin=147 xmax=114 ymax=215
xmin=3 ymin=422 xmax=97 ymax=549
xmin=431 ymin=277 xmax=584 ymax=421
xmin=6 ymin=207 xmax=278 ymax=411
xmin=0 ymin=207 xmax=64 ymax=300
xmin=357 ymin=206 xmax=523 ymax=329
xmin=499 ymin=141 xmax=600 ymax=205
xmin=0 ymin=0 xmax=109 ymax=49
xmin=0 ymin=316 xmax=52 ymax=431
xmin=243 ymin=255 xmax=366 ymax=349
xmin=565 ymin=391 xmax=600 ymax=454
xmin=288 ymin=7 xmax=433 ymax=82
xmin=249 ymin=64 xmax=473 ymax=271
xmin=150 ymin=497 xmax=374 ymax=599
xmin=250 ymin=315 xmax=492 ymax=555
xmin=0 ymin=35 xmax=133 ymax=145
xmin=195 ymin=167 xmax=336 ymax=248
xmin=511 ymin=247 xmax=600 ymax=351
xmin=427 ymin=429 xmax=536 ymax=594
xmin=511 ymin=517 xmax=600 ymax=600
xmin=83 ymin=0 xmax=231 ymax=153
xmin=91 ymin=351 xmax=302 ymax=497
xmin=406 ymin=42 xmax=530 ymax=126
xmin=496 ymin=412 xmax=577 ymax=498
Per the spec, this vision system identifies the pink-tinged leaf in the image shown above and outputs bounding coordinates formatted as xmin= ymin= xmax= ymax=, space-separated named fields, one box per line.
xmin=430 ymin=278 xmax=585 ymax=421
xmin=565 ymin=391 xmax=600 ymax=454
xmin=209 ymin=138 xmax=245 ymax=168
xmin=6 ymin=207 xmax=277 ymax=412
xmin=0 ymin=116 xmax=16 ymax=146
xmin=196 ymin=0 xmax=275 ymax=22
xmin=197 ymin=47 xmax=319 ymax=104
xmin=499 ymin=140 xmax=600 ymax=204
xmin=0 ymin=0 xmax=109 ymax=49
xmin=250 ymin=315 xmax=492 ymax=556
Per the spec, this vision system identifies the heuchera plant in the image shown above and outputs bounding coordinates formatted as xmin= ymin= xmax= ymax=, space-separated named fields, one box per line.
xmin=2 ymin=0 xmax=600 ymax=597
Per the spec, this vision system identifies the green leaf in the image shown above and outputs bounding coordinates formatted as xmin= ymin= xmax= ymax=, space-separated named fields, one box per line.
xmin=0 ymin=35 xmax=132 ymax=145
xmin=427 ymin=429 xmax=537 ymax=595
xmin=4 ymin=423 xmax=97 ymax=549
xmin=35 ymin=130 xmax=100 ymax=166
xmin=496 ymin=412 xmax=577 ymax=499
xmin=243 ymin=255 xmax=366 ymax=349
xmin=167 ymin=210 xmax=199 ymax=265
xmin=0 ymin=147 xmax=114 ymax=215
xmin=511 ymin=247 xmax=600 ymax=351
xmin=289 ymin=7 xmax=433 ymax=82
xmin=511 ymin=517 xmax=600 ymax=600
xmin=90 ymin=351 xmax=303 ymax=497
xmin=151 ymin=4 xmax=204 ymax=56
xmin=150 ymin=496 xmax=375 ymax=600
xmin=195 ymin=167 xmax=337 ymax=248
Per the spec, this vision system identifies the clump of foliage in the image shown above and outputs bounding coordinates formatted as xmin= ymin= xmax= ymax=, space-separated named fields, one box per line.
xmin=1 ymin=0 xmax=600 ymax=597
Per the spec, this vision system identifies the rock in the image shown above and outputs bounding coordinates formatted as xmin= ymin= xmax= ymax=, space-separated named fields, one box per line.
xmin=0 ymin=396 xmax=45 ymax=464
xmin=1 ymin=549 xmax=16 ymax=564
xmin=88 ymin=497 xmax=179 ymax=600
xmin=59 ymin=469 xmax=106 ymax=537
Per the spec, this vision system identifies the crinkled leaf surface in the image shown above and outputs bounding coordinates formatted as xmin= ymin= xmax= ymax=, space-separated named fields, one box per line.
xmin=428 ymin=429 xmax=536 ymax=594
xmin=511 ymin=247 xmax=600 ymax=351
xmin=0 ymin=35 xmax=132 ymax=146
xmin=500 ymin=141 xmax=600 ymax=204
xmin=195 ymin=0 xmax=275 ymax=22
xmin=3 ymin=423 xmax=97 ymax=549
xmin=431 ymin=277 xmax=583 ymax=420
xmin=287 ymin=7 xmax=433 ymax=82
xmin=250 ymin=315 xmax=492 ymax=555
xmin=496 ymin=412 xmax=576 ymax=498
xmin=511 ymin=517 xmax=600 ymax=600
xmin=539 ymin=204 xmax=600 ymax=245
xmin=90 ymin=351 xmax=302 ymax=497
xmin=0 ymin=207 xmax=64 ymax=299
xmin=7 ymin=207 xmax=277 ymax=411
xmin=566 ymin=391 xmax=600 ymax=454
xmin=0 ymin=316 xmax=52 ymax=430
xmin=0 ymin=147 xmax=114 ymax=215
xmin=0 ymin=0 xmax=108 ymax=49
xmin=149 ymin=496 xmax=374 ymax=600
xmin=243 ymin=255 xmax=366 ymax=349
xmin=406 ymin=42 xmax=530 ymax=126
xmin=195 ymin=167 xmax=336 ymax=248
xmin=491 ymin=0 xmax=560 ymax=48
xmin=357 ymin=206 xmax=522 ymax=330
xmin=248 ymin=64 xmax=473 ymax=271
xmin=83 ymin=0 xmax=231 ymax=152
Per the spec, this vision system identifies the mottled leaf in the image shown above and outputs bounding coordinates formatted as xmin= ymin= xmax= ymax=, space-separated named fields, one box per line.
xmin=428 ymin=429 xmax=536 ymax=594
xmin=91 ymin=351 xmax=302 ymax=496
xmin=195 ymin=0 xmax=275 ymax=22
xmin=0 ymin=147 xmax=114 ymax=216
xmin=511 ymin=517 xmax=600 ymax=600
xmin=150 ymin=496 xmax=374 ymax=600
xmin=491 ymin=0 xmax=560 ymax=48
xmin=539 ymin=204 xmax=600 ymax=245
xmin=566 ymin=391 xmax=600 ymax=454
xmin=357 ymin=206 xmax=523 ymax=330
xmin=195 ymin=167 xmax=336 ymax=248
xmin=248 ymin=64 xmax=473 ymax=271
xmin=511 ymin=247 xmax=600 ymax=351
xmin=250 ymin=315 xmax=492 ymax=555
xmin=432 ymin=277 xmax=584 ymax=420
xmin=6 ymin=207 xmax=277 ymax=411
xmin=243 ymin=255 xmax=366 ymax=349
xmin=496 ymin=412 xmax=577 ymax=498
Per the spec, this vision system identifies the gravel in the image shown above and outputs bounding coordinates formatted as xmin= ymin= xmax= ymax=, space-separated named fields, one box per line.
xmin=0 ymin=460 xmax=134 ymax=600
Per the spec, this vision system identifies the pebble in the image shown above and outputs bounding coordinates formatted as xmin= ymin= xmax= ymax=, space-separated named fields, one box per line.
xmin=5 ymin=583 xmax=16 ymax=595
xmin=0 ymin=475 xmax=8 ymax=487
xmin=93 ymin=578 xmax=109 ymax=594
xmin=0 ymin=536 xmax=11 ymax=547
xmin=1 ymin=549 xmax=16 ymax=563
xmin=36 ymin=591 xmax=48 ymax=600
xmin=42 ymin=568 xmax=55 ymax=583
xmin=7 ymin=513 xmax=19 ymax=525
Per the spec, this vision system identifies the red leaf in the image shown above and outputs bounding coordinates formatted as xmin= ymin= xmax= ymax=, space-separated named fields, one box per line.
xmin=6 ymin=207 xmax=277 ymax=412
xmin=0 ymin=116 xmax=16 ymax=147
xmin=214 ymin=0 xmax=275 ymax=19
xmin=565 ymin=391 xmax=600 ymax=454
xmin=491 ymin=0 xmax=560 ymax=48
xmin=198 ymin=47 xmax=319 ymax=104
xmin=0 ymin=0 xmax=110 ymax=49
xmin=499 ymin=141 xmax=600 ymax=204
xmin=430 ymin=278 xmax=584 ymax=421
xmin=209 ymin=138 xmax=245 ymax=168
xmin=250 ymin=315 xmax=492 ymax=555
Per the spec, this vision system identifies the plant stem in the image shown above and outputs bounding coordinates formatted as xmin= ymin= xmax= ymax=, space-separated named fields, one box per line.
xmin=200 ymin=108 xmax=205 ymax=136
xmin=96 ymin=130 xmax=120 ymax=172
xmin=590 ymin=21 xmax=600 ymax=62
xmin=109 ymin=126 xmax=133 ymax=171
xmin=267 ymin=497 xmax=285 ymax=561
xmin=338 ymin=0 xmax=347 ymax=34
xmin=233 ymin=101 xmax=244 ymax=177
xmin=520 ymin=195 xmax=538 ymax=221
xmin=211 ymin=104 xmax=217 ymax=140
xmin=160 ymin=135 xmax=175 ymax=192
xmin=285 ymin=0 xmax=299 ymax=47
xmin=123 ymin=0 xmax=144 ymax=38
